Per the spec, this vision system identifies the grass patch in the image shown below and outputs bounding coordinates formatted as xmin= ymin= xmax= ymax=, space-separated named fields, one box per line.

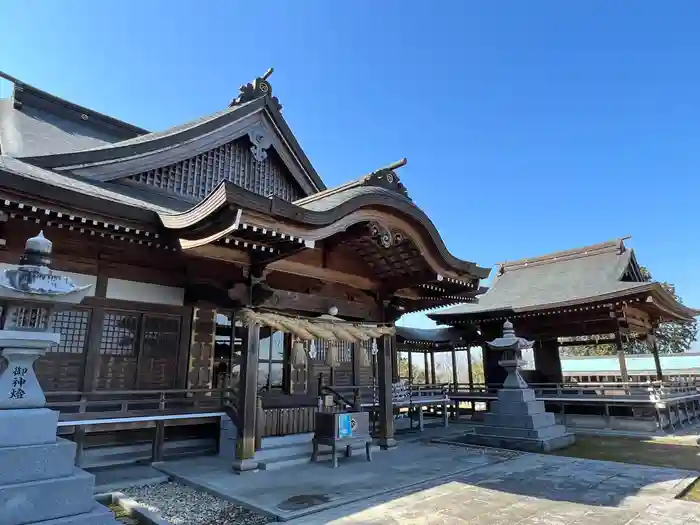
xmin=551 ymin=435 xmax=700 ymax=471
xmin=683 ymin=478 xmax=700 ymax=503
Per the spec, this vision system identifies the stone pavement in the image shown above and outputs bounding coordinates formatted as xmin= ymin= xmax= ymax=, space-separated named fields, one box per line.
xmin=287 ymin=452 xmax=700 ymax=524
xmin=155 ymin=440 xmax=700 ymax=523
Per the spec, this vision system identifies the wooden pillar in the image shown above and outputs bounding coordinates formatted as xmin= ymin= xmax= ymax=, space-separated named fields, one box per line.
xmin=647 ymin=330 xmax=663 ymax=381
xmin=175 ymin=306 xmax=193 ymax=389
xmin=82 ymin=307 xmax=105 ymax=392
xmin=424 ymin=352 xmax=429 ymax=384
xmin=533 ymin=338 xmax=564 ymax=384
xmin=451 ymin=346 xmax=458 ymax=391
xmin=377 ymin=333 xmax=396 ymax=449
xmin=482 ymin=323 xmax=507 ymax=386
xmin=467 ymin=347 xmax=474 ymax=388
xmin=233 ymin=321 xmax=260 ymax=473
xmin=615 ymin=331 xmax=629 ymax=382
xmin=407 ymin=351 xmax=413 ymax=385
xmin=430 ymin=352 xmax=437 ymax=385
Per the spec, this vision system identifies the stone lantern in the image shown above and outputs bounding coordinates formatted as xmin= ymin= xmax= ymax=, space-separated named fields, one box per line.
xmin=485 ymin=320 xmax=533 ymax=390
xmin=0 ymin=231 xmax=92 ymax=409
xmin=453 ymin=320 xmax=575 ymax=452
xmin=0 ymin=231 xmax=118 ymax=524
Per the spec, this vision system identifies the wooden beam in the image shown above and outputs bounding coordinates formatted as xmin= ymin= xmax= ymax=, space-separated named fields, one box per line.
xmin=259 ymin=288 xmax=377 ymax=320
xmin=187 ymin=244 xmax=379 ymax=291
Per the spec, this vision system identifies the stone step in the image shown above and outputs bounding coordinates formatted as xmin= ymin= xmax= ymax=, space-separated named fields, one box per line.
xmin=458 ymin=431 xmax=576 ymax=453
xmin=254 ymin=442 xmax=314 ymax=462
xmin=1 ymin=468 xmax=97 ymax=525
xmin=476 ymin=423 xmax=569 ymax=440
xmin=29 ymin=504 xmax=118 ymax=525
xmin=260 ymin=432 xmax=313 ymax=449
xmin=0 ymin=438 xmax=76 ymax=485
xmin=258 ymin=443 xmax=378 ymax=471
xmin=482 ymin=411 xmax=556 ymax=429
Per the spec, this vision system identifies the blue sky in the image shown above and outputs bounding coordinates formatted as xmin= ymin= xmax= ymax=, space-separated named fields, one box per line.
xmin=1 ymin=1 xmax=699 ymax=332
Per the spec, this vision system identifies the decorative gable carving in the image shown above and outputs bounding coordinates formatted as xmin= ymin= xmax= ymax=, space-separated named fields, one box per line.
xmin=128 ymin=134 xmax=303 ymax=202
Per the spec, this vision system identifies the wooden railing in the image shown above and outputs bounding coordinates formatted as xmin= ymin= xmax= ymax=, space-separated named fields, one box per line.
xmin=45 ymin=387 xmax=238 ymax=424
xmin=447 ymin=381 xmax=700 ymax=401
xmin=444 ymin=381 xmax=700 ymax=432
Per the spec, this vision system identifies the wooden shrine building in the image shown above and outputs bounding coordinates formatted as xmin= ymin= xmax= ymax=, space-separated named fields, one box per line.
xmin=430 ymin=238 xmax=699 ymax=387
xmin=395 ymin=326 xmax=477 ymax=389
xmin=0 ymin=70 xmax=489 ymax=467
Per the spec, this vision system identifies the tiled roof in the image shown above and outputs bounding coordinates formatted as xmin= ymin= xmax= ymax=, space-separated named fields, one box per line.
xmin=431 ymin=239 xmax=649 ymax=317
xmin=0 ymin=155 xmax=183 ymax=215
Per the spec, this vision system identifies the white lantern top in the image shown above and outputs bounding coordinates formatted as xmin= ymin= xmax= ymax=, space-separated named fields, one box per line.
xmin=25 ymin=230 xmax=52 ymax=255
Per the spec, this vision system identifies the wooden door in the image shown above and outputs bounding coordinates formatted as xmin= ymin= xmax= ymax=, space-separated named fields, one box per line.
xmin=136 ymin=314 xmax=181 ymax=390
xmin=96 ymin=311 xmax=140 ymax=390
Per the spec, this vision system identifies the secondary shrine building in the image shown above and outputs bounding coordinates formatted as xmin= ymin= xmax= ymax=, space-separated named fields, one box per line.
xmin=0 ymin=70 xmax=489 ymax=465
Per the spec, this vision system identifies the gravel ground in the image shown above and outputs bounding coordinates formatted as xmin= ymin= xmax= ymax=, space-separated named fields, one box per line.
xmin=118 ymin=482 xmax=272 ymax=525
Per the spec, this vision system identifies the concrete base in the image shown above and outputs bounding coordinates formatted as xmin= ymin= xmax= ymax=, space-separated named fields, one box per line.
xmin=458 ymin=386 xmax=576 ymax=453
xmin=0 ymin=408 xmax=118 ymax=525
xmin=0 ymin=408 xmax=58 ymax=446
xmin=378 ymin=437 xmax=397 ymax=450
xmin=232 ymin=458 xmax=259 ymax=474
xmin=0 ymin=468 xmax=96 ymax=524
xmin=0 ymin=438 xmax=76 ymax=485
xmin=455 ymin=430 xmax=576 ymax=453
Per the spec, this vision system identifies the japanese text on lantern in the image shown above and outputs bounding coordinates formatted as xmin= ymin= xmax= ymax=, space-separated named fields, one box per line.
xmin=9 ymin=366 xmax=28 ymax=400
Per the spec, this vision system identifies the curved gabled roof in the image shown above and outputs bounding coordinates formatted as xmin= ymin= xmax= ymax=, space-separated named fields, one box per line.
xmin=158 ymin=164 xmax=490 ymax=281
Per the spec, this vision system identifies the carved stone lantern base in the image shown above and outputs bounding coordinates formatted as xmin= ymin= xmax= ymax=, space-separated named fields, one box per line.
xmin=0 ymin=331 xmax=60 ymax=409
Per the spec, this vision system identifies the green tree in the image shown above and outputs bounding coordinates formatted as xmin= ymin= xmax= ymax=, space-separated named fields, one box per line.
xmin=396 ymin=353 xmax=424 ymax=382
xmin=560 ymin=266 xmax=696 ymax=356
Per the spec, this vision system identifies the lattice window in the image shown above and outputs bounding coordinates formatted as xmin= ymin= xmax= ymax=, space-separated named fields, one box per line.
xmin=142 ymin=315 xmax=180 ymax=358
xmin=50 ymin=309 xmax=90 ymax=354
xmin=129 ymin=138 xmax=303 ymax=202
xmin=312 ymin=339 xmax=353 ymax=363
xmin=7 ymin=306 xmax=50 ymax=330
xmin=100 ymin=312 xmax=139 ymax=356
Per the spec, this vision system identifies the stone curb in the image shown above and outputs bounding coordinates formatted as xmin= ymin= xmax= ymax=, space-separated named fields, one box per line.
xmin=96 ymin=491 xmax=174 ymax=525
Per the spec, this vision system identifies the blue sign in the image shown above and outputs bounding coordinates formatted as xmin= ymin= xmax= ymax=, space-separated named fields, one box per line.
xmin=338 ymin=413 xmax=353 ymax=438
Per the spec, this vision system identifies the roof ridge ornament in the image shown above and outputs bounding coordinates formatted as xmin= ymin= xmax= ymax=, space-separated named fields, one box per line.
xmin=361 ymin=158 xmax=410 ymax=199
xmin=230 ymin=68 xmax=282 ymax=110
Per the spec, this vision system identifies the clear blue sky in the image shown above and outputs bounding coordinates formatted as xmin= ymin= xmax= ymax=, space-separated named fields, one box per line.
xmin=2 ymin=1 xmax=699 ymax=332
